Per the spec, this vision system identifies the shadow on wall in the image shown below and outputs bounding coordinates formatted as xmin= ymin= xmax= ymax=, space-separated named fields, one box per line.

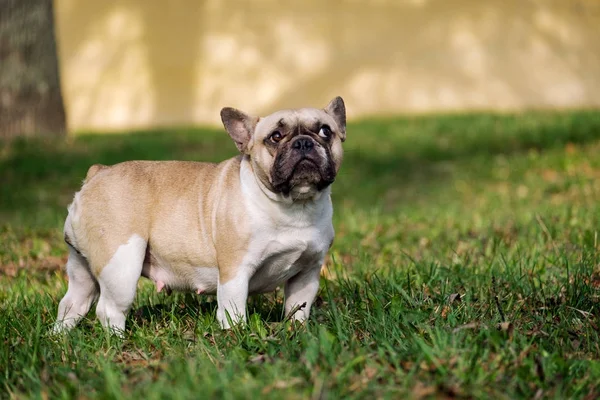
xmin=55 ymin=0 xmax=600 ymax=132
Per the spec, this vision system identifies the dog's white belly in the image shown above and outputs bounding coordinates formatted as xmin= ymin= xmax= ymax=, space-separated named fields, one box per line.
xmin=142 ymin=259 xmax=219 ymax=294
xmin=142 ymin=220 xmax=332 ymax=296
xmin=142 ymin=238 xmax=324 ymax=295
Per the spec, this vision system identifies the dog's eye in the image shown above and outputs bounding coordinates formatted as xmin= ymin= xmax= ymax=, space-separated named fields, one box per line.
xmin=270 ymin=131 xmax=283 ymax=143
xmin=318 ymin=125 xmax=332 ymax=139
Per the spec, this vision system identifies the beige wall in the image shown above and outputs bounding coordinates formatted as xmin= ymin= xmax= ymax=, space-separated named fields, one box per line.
xmin=55 ymin=0 xmax=600 ymax=133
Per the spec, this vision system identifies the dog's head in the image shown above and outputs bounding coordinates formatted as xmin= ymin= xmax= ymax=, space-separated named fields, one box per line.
xmin=220 ymin=97 xmax=346 ymax=201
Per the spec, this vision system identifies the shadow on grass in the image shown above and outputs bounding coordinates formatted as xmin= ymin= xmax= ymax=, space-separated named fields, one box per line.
xmin=131 ymin=297 xmax=218 ymax=327
xmin=1 ymin=110 xmax=600 ymax=226
xmin=130 ymin=291 xmax=284 ymax=327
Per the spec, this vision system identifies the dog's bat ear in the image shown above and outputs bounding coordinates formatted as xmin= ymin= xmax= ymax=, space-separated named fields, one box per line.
xmin=325 ymin=96 xmax=346 ymax=142
xmin=220 ymin=107 xmax=259 ymax=153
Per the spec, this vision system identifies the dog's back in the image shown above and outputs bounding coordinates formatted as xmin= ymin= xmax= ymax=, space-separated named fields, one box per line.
xmin=65 ymin=160 xmax=224 ymax=273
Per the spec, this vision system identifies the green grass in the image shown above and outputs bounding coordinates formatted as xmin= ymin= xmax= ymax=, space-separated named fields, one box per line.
xmin=2 ymin=110 xmax=600 ymax=399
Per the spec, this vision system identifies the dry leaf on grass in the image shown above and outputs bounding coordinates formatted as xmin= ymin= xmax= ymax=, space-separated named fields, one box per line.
xmin=498 ymin=321 xmax=514 ymax=335
xmin=261 ymin=377 xmax=303 ymax=394
xmin=411 ymin=382 xmax=436 ymax=399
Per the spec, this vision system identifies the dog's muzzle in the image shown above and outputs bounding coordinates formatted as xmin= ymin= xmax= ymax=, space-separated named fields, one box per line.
xmin=271 ymin=135 xmax=335 ymax=195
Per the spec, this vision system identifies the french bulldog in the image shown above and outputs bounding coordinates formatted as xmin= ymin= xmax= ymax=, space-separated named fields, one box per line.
xmin=54 ymin=97 xmax=346 ymax=333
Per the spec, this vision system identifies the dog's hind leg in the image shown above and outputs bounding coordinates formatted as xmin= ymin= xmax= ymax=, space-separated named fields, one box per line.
xmin=94 ymin=234 xmax=146 ymax=334
xmin=54 ymin=246 xmax=99 ymax=333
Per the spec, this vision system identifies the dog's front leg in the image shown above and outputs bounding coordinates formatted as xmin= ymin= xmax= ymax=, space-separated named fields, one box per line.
xmin=216 ymin=271 xmax=249 ymax=329
xmin=284 ymin=264 xmax=322 ymax=323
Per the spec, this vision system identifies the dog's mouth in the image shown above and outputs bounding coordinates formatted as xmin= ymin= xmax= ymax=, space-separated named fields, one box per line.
xmin=271 ymin=153 xmax=336 ymax=197
xmin=294 ymin=158 xmax=318 ymax=170
xmin=289 ymin=157 xmax=321 ymax=182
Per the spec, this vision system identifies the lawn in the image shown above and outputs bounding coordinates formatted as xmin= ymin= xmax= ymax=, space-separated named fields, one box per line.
xmin=2 ymin=110 xmax=600 ymax=399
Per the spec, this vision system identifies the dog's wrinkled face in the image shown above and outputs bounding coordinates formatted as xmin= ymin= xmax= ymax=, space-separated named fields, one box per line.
xmin=221 ymin=97 xmax=346 ymax=200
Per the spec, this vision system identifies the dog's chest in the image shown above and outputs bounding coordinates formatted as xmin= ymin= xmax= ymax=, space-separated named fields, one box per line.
xmin=247 ymin=217 xmax=333 ymax=293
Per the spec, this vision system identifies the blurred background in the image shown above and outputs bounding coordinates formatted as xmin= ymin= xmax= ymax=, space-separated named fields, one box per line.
xmin=2 ymin=0 xmax=600 ymax=136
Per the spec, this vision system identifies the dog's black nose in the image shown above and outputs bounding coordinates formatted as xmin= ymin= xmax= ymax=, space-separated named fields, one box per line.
xmin=293 ymin=137 xmax=314 ymax=152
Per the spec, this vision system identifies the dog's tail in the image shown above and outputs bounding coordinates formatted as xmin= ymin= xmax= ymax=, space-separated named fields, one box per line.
xmin=84 ymin=164 xmax=108 ymax=184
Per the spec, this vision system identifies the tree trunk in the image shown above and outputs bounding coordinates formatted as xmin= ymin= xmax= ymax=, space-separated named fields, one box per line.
xmin=0 ymin=0 xmax=66 ymax=138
